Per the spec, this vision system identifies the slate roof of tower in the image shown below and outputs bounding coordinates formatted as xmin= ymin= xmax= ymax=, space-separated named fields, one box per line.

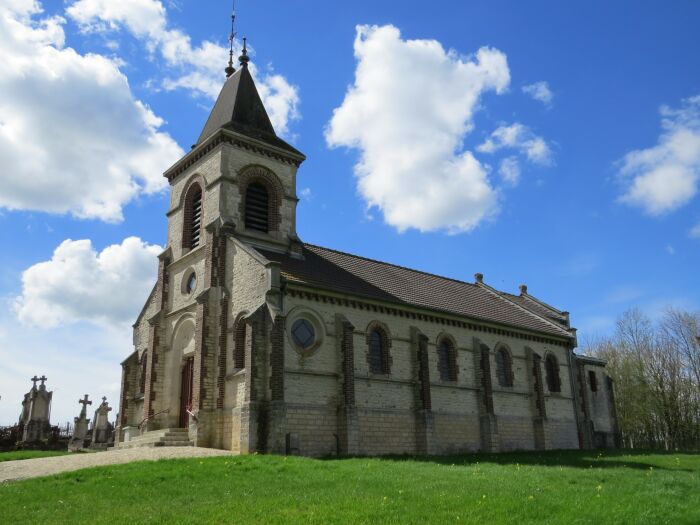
xmin=196 ymin=66 xmax=302 ymax=156
xmin=256 ymin=244 xmax=574 ymax=339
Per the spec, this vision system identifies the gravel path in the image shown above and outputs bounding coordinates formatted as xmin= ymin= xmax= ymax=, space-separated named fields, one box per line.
xmin=0 ymin=447 xmax=235 ymax=483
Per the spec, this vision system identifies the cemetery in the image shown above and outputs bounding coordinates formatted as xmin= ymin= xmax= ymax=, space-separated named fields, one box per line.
xmin=0 ymin=377 xmax=115 ymax=454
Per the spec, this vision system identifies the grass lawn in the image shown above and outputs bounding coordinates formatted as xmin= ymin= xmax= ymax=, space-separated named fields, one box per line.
xmin=1 ymin=450 xmax=698 ymax=524
xmin=0 ymin=450 xmax=70 ymax=462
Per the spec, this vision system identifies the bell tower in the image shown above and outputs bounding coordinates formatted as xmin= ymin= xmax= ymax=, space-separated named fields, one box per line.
xmin=163 ymin=34 xmax=305 ymax=261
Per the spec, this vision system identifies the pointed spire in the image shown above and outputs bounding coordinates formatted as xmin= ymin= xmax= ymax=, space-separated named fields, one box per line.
xmin=239 ymin=36 xmax=250 ymax=68
xmin=225 ymin=2 xmax=236 ymax=78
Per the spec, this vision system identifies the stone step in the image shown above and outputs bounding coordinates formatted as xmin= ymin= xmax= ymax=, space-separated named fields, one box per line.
xmin=120 ymin=439 xmax=193 ymax=449
xmin=120 ymin=428 xmax=191 ymax=449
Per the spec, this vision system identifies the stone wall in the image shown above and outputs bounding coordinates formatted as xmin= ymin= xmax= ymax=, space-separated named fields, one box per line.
xmin=277 ymin=292 xmax=580 ymax=456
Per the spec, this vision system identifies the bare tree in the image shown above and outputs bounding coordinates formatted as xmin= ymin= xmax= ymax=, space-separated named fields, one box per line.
xmin=585 ymin=307 xmax=700 ymax=450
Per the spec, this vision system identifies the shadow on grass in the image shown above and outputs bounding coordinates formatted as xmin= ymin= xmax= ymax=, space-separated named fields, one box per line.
xmin=322 ymin=449 xmax=697 ymax=472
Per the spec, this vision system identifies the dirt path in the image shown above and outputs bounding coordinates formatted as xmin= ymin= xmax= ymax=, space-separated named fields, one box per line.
xmin=0 ymin=447 xmax=235 ymax=483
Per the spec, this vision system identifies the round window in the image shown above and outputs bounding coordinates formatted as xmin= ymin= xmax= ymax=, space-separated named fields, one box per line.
xmin=186 ymin=272 xmax=197 ymax=294
xmin=291 ymin=319 xmax=315 ymax=350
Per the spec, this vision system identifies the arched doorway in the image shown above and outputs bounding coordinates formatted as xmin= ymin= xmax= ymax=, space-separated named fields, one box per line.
xmin=179 ymin=357 xmax=194 ymax=428
xmin=170 ymin=316 xmax=196 ymax=429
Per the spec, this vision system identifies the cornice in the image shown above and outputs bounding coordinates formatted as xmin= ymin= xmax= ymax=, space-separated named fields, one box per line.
xmin=164 ymin=129 xmax=305 ymax=182
xmin=284 ymin=283 xmax=573 ymax=348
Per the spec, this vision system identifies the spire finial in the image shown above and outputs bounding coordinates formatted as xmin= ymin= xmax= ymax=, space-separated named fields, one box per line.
xmin=225 ymin=1 xmax=236 ymax=77
xmin=239 ymin=36 xmax=250 ymax=68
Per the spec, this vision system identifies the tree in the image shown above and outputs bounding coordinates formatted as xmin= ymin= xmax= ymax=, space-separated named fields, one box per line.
xmin=584 ymin=307 xmax=700 ymax=450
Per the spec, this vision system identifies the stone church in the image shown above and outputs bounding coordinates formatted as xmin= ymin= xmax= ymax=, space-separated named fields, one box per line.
xmin=116 ymin=45 xmax=619 ymax=456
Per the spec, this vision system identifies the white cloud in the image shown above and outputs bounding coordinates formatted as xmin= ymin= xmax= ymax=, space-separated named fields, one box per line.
xmin=299 ymin=187 xmax=312 ymax=200
xmin=478 ymin=123 xmax=553 ymax=165
xmin=522 ymin=81 xmax=553 ymax=106
xmin=665 ymin=244 xmax=676 ymax=255
xmin=0 ymin=307 xmax=126 ymax=426
xmin=326 ymin=24 xmax=510 ymax=233
xmin=0 ymin=1 xmax=183 ymax=222
xmin=690 ymin=221 xmax=700 ymax=238
xmin=618 ymin=94 xmax=700 ymax=215
xmin=498 ymin=156 xmax=521 ymax=185
xmin=66 ymin=0 xmax=300 ymax=135
xmin=14 ymin=237 xmax=161 ymax=328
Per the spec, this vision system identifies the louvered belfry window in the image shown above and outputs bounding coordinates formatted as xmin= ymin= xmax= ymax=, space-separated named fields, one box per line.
xmin=245 ymin=182 xmax=269 ymax=233
xmin=182 ymin=183 xmax=203 ymax=250
xmin=190 ymin=189 xmax=202 ymax=248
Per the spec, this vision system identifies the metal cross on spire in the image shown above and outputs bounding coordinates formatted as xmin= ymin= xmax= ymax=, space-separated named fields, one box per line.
xmin=225 ymin=0 xmax=237 ymax=77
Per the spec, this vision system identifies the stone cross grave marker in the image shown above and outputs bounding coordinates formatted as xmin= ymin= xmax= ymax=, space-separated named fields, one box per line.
xmin=69 ymin=394 xmax=92 ymax=451
xmin=90 ymin=396 xmax=113 ymax=448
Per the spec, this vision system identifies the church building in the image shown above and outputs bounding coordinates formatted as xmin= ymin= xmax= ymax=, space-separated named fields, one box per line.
xmin=116 ymin=42 xmax=619 ymax=455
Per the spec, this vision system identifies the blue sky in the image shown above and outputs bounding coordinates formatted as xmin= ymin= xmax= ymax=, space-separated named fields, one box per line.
xmin=0 ymin=0 xmax=698 ymax=424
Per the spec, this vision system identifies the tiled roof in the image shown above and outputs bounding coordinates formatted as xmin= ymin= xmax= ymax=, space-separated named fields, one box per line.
xmin=256 ymin=244 xmax=573 ymax=339
xmin=503 ymin=293 xmax=570 ymax=328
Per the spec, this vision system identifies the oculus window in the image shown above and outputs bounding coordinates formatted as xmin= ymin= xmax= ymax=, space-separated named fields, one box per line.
xmin=291 ymin=319 xmax=316 ymax=350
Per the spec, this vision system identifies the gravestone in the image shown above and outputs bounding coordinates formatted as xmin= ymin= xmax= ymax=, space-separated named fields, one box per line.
xmin=20 ymin=375 xmax=53 ymax=443
xmin=68 ymin=395 xmax=92 ymax=451
xmin=90 ymin=397 xmax=113 ymax=449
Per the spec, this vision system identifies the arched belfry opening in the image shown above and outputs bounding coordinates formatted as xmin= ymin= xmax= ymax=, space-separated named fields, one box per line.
xmin=244 ymin=182 xmax=269 ymax=233
xmin=182 ymin=183 xmax=203 ymax=249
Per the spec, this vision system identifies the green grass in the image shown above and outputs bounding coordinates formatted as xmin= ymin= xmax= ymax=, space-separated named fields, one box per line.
xmin=1 ymin=450 xmax=699 ymax=524
xmin=0 ymin=450 xmax=70 ymax=462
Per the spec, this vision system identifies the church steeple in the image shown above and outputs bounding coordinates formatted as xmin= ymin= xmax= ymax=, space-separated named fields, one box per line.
xmin=196 ymin=38 xmax=300 ymax=156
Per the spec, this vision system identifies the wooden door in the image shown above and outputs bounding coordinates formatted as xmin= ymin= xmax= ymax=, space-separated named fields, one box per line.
xmin=179 ymin=357 xmax=194 ymax=428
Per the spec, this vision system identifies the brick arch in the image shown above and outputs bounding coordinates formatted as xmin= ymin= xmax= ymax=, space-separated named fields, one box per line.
xmin=436 ymin=333 xmax=458 ymax=382
xmin=237 ymin=165 xmax=283 ymax=233
xmin=177 ymin=174 xmax=206 ymax=210
xmin=181 ymin=175 xmax=206 ymax=249
xmin=365 ymin=321 xmax=392 ymax=375
xmin=494 ymin=343 xmax=514 ymax=387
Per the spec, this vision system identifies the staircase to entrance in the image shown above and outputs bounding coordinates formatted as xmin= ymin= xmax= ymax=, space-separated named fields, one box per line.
xmin=119 ymin=428 xmax=192 ymax=449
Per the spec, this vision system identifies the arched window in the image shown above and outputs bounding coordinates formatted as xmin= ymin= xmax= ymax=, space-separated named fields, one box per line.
xmin=233 ymin=320 xmax=246 ymax=369
xmin=182 ymin=183 xmax=203 ymax=249
xmin=368 ymin=328 xmax=390 ymax=375
xmin=245 ymin=182 xmax=269 ymax=232
xmin=545 ymin=354 xmax=561 ymax=393
xmin=588 ymin=370 xmax=598 ymax=392
xmin=437 ymin=338 xmax=457 ymax=381
xmin=495 ymin=347 xmax=514 ymax=387
xmin=139 ymin=352 xmax=148 ymax=395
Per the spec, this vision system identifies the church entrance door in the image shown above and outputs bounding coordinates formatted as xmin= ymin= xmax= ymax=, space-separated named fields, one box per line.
xmin=179 ymin=356 xmax=194 ymax=428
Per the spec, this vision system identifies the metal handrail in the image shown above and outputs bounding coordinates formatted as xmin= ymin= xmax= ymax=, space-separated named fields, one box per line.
xmin=186 ymin=404 xmax=198 ymax=423
xmin=138 ymin=408 xmax=170 ymax=431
